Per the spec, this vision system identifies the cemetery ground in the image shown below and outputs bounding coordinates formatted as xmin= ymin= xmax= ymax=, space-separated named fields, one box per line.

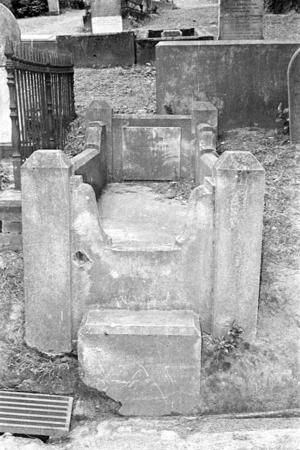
xmin=0 ymin=3 xmax=300 ymax=447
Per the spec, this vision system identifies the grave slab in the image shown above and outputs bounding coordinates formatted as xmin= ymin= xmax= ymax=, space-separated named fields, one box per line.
xmin=78 ymin=309 xmax=201 ymax=416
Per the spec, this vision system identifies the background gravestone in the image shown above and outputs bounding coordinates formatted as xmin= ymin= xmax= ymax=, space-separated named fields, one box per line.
xmin=288 ymin=48 xmax=300 ymax=144
xmin=0 ymin=5 xmax=21 ymax=152
xmin=91 ymin=0 xmax=123 ymax=34
xmin=219 ymin=0 xmax=264 ymax=40
xmin=47 ymin=0 xmax=60 ymax=15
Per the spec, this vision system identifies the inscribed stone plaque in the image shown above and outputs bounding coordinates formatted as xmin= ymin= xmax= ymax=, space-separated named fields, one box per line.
xmin=219 ymin=0 xmax=263 ymax=40
xmin=288 ymin=48 xmax=300 ymax=144
xmin=0 ymin=5 xmax=21 ymax=144
xmin=122 ymin=127 xmax=181 ymax=180
xmin=92 ymin=16 xmax=123 ymax=34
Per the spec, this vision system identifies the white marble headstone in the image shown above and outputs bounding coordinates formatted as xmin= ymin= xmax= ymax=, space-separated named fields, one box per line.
xmin=91 ymin=0 xmax=123 ymax=34
xmin=0 ymin=4 xmax=21 ymax=145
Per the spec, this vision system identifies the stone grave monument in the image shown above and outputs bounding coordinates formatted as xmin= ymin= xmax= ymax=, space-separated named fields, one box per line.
xmin=91 ymin=0 xmax=123 ymax=34
xmin=47 ymin=0 xmax=60 ymax=15
xmin=288 ymin=48 xmax=300 ymax=144
xmin=218 ymin=0 xmax=264 ymax=40
xmin=0 ymin=5 xmax=21 ymax=156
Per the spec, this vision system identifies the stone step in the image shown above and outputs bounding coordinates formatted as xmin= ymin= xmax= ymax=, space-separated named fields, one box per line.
xmin=78 ymin=309 xmax=201 ymax=416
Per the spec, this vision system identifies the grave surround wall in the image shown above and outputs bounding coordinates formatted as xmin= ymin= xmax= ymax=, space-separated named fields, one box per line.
xmin=56 ymin=32 xmax=135 ymax=68
xmin=156 ymin=40 xmax=300 ymax=131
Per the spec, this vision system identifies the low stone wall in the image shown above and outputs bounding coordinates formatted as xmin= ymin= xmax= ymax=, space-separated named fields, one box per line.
xmin=156 ymin=40 xmax=300 ymax=131
xmin=56 ymin=32 xmax=135 ymax=68
xmin=0 ymin=190 xmax=22 ymax=250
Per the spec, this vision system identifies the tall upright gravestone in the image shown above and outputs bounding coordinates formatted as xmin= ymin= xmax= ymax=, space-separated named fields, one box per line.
xmin=219 ymin=0 xmax=264 ymax=40
xmin=288 ymin=48 xmax=300 ymax=144
xmin=0 ymin=5 xmax=21 ymax=154
xmin=91 ymin=0 xmax=123 ymax=34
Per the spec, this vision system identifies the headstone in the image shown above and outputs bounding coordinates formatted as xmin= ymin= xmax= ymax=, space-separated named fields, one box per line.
xmin=91 ymin=0 xmax=123 ymax=34
xmin=0 ymin=5 xmax=21 ymax=147
xmin=47 ymin=0 xmax=60 ymax=15
xmin=78 ymin=309 xmax=201 ymax=416
xmin=218 ymin=0 xmax=264 ymax=40
xmin=288 ymin=48 xmax=300 ymax=144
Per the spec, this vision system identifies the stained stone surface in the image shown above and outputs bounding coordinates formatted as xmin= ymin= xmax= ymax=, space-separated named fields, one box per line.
xmin=0 ymin=4 xmax=21 ymax=144
xmin=219 ymin=0 xmax=263 ymax=40
xmin=122 ymin=126 xmax=181 ymax=180
xmin=288 ymin=48 xmax=300 ymax=144
xmin=78 ymin=309 xmax=201 ymax=416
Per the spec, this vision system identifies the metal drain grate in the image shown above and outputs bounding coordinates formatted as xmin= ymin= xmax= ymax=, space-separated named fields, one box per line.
xmin=0 ymin=390 xmax=73 ymax=437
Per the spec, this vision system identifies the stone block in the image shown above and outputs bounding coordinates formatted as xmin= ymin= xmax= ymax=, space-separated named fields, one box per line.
xmin=288 ymin=48 xmax=300 ymax=144
xmin=0 ymin=190 xmax=21 ymax=221
xmin=156 ymin=41 xmax=300 ymax=131
xmin=78 ymin=309 xmax=201 ymax=416
xmin=0 ymin=233 xmax=22 ymax=250
xmin=1 ymin=220 xmax=22 ymax=234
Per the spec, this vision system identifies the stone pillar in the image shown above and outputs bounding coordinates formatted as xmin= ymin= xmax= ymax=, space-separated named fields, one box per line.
xmin=86 ymin=100 xmax=113 ymax=182
xmin=288 ymin=48 xmax=300 ymax=144
xmin=212 ymin=151 xmax=265 ymax=340
xmin=0 ymin=5 xmax=21 ymax=155
xmin=22 ymin=150 xmax=73 ymax=354
xmin=91 ymin=0 xmax=122 ymax=34
xmin=47 ymin=0 xmax=60 ymax=15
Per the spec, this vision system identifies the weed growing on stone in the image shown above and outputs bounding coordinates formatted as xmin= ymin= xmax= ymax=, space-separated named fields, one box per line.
xmin=202 ymin=322 xmax=246 ymax=374
xmin=276 ymin=103 xmax=289 ymax=135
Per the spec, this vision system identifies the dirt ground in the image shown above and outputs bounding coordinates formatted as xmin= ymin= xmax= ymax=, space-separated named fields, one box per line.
xmin=0 ymin=3 xmax=299 ymax=446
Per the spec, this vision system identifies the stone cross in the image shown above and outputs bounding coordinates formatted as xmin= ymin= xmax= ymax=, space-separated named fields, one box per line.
xmin=218 ymin=0 xmax=264 ymax=40
xmin=288 ymin=48 xmax=300 ymax=144
xmin=91 ymin=0 xmax=123 ymax=34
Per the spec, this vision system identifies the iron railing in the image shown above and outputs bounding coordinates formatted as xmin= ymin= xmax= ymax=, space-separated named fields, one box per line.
xmin=5 ymin=39 xmax=76 ymax=189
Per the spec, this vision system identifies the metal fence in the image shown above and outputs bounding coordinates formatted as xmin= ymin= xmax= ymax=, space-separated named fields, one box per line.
xmin=5 ymin=39 xmax=76 ymax=189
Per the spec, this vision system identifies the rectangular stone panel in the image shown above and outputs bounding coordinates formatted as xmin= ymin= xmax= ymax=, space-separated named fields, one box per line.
xmin=122 ymin=126 xmax=181 ymax=180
